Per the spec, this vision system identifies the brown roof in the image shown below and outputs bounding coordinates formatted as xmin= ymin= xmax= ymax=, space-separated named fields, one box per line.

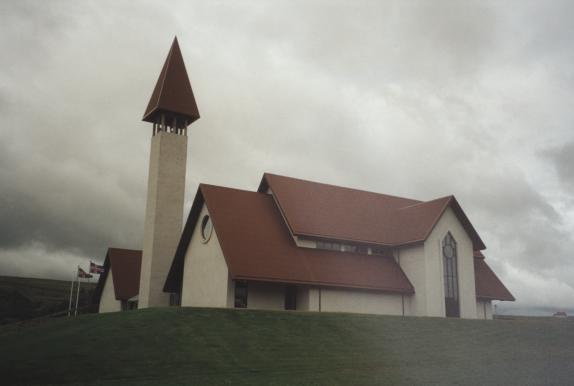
xmin=164 ymin=184 xmax=415 ymax=294
xmin=142 ymin=37 xmax=200 ymax=125
xmin=258 ymin=173 xmax=486 ymax=250
xmin=94 ymin=248 xmax=142 ymax=303
xmin=474 ymin=258 xmax=515 ymax=301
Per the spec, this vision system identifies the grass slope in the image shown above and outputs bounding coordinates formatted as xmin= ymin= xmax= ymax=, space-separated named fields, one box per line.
xmin=1 ymin=307 xmax=573 ymax=385
xmin=0 ymin=276 xmax=95 ymax=323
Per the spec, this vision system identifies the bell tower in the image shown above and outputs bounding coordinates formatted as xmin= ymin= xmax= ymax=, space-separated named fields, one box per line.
xmin=138 ymin=37 xmax=199 ymax=308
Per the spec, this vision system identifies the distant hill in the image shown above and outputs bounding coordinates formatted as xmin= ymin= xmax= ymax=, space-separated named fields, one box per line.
xmin=0 ymin=307 xmax=573 ymax=385
xmin=0 ymin=276 xmax=96 ymax=323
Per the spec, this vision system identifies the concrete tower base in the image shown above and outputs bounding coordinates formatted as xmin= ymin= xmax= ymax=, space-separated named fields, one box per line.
xmin=138 ymin=131 xmax=187 ymax=308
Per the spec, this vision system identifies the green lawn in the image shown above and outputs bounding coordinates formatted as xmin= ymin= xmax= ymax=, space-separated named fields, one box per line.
xmin=1 ymin=307 xmax=573 ymax=385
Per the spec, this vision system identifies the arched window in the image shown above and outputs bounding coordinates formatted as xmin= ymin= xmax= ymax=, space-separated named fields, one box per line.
xmin=443 ymin=232 xmax=460 ymax=317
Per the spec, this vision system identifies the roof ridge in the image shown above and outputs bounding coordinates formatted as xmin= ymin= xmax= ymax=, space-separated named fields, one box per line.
xmin=151 ymin=37 xmax=175 ymax=115
xmin=107 ymin=247 xmax=142 ymax=253
xmin=264 ymin=172 xmax=422 ymax=203
xmin=396 ymin=195 xmax=454 ymax=211
xmin=200 ymin=183 xmax=265 ymax=195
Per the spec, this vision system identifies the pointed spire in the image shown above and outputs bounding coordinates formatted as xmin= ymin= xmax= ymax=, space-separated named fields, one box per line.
xmin=142 ymin=37 xmax=200 ymax=126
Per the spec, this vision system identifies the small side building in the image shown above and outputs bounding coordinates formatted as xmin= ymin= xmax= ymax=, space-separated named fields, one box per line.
xmin=93 ymin=248 xmax=142 ymax=313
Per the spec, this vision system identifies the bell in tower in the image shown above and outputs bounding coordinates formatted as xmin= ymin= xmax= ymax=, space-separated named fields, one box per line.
xmin=138 ymin=37 xmax=199 ymax=308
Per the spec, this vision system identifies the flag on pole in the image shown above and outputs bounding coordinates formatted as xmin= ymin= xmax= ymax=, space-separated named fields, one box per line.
xmin=78 ymin=267 xmax=93 ymax=279
xmin=89 ymin=261 xmax=104 ymax=274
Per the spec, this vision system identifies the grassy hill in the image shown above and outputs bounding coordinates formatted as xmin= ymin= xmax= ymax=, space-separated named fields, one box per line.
xmin=1 ymin=308 xmax=573 ymax=385
xmin=0 ymin=276 xmax=95 ymax=323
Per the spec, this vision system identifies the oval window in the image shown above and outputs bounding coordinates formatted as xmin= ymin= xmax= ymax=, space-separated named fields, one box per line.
xmin=200 ymin=215 xmax=213 ymax=243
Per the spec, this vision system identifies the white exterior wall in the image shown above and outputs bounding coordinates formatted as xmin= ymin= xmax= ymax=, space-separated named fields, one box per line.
xmin=246 ymin=282 xmax=285 ymax=310
xmin=139 ymin=131 xmax=187 ymax=308
xmin=181 ymin=204 xmax=232 ymax=308
xmin=424 ymin=207 xmax=477 ymax=319
xmin=396 ymin=245 xmax=425 ymax=316
xmin=476 ymin=300 xmax=493 ymax=320
xmin=98 ymin=269 xmax=122 ymax=313
xmin=320 ymin=288 xmax=403 ymax=315
xmin=297 ymin=287 xmax=403 ymax=315
xmin=296 ymin=287 xmax=310 ymax=310
xmin=397 ymin=207 xmax=477 ymax=318
xmin=308 ymin=288 xmax=321 ymax=311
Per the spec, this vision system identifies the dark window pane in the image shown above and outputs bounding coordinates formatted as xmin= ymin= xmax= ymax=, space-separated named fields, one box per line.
xmin=443 ymin=232 xmax=460 ymax=317
xmin=285 ymin=286 xmax=297 ymax=310
xmin=234 ymin=280 xmax=248 ymax=308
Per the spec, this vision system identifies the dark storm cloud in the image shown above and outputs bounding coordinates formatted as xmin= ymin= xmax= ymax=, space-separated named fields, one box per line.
xmin=1 ymin=0 xmax=573 ymax=313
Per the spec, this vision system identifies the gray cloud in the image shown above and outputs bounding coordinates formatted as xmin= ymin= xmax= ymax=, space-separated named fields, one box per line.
xmin=545 ymin=141 xmax=574 ymax=189
xmin=1 ymin=0 xmax=573 ymax=314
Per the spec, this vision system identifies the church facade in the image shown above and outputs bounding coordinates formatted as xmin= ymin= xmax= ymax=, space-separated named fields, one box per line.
xmin=162 ymin=173 xmax=514 ymax=319
xmin=94 ymin=38 xmax=514 ymax=319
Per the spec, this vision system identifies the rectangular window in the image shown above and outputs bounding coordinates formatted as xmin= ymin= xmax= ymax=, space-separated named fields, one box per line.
xmin=284 ymin=286 xmax=297 ymax=310
xmin=316 ymin=241 xmax=341 ymax=251
xmin=316 ymin=241 xmax=368 ymax=254
xmin=371 ymin=246 xmax=387 ymax=255
xmin=234 ymin=280 xmax=248 ymax=308
xmin=341 ymin=244 xmax=357 ymax=253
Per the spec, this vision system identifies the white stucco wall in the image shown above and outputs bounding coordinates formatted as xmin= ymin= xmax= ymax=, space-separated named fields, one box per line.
xmin=98 ymin=269 xmax=121 ymax=313
xmin=320 ymin=288 xmax=404 ymax=315
xmin=308 ymin=288 xmax=321 ymax=311
xmin=139 ymin=131 xmax=187 ymax=308
xmin=397 ymin=207 xmax=477 ymax=318
xmin=296 ymin=286 xmax=403 ymax=315
xmin=476 ymin=300 xmax=493 ymax=320
xmin=246 ymin=281 xmax=286 ymax=310
xmin=424 ymin=206 xmax=477 ymax=319
xmin=181 ymin=204 xmax=232 ymax=308
xmin=395 ymin=245 xmax=424 ymax=316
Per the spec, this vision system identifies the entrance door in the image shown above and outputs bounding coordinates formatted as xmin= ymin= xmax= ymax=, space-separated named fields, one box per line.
xmin=443 ymin=233 xmax=460 ymax=318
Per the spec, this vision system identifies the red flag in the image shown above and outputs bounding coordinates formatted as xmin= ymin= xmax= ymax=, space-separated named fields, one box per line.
xmin=78 ymin=267 xmax=93 ymax=279
xmin=89 ymin=261 xmax=104 ymax=274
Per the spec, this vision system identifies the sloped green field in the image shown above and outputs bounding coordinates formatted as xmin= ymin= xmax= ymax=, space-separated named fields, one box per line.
xmin=1 ymin=307 xmax=573 ymax=385
xmin=0 ymin=276 xmax=95 ymax=323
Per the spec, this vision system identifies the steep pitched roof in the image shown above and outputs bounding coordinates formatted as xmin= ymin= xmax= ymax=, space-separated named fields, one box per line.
xmin=93 ymin=248 xmax=142 ymax=303
xmin=164 ymin=185 xmax=415 ymax=294
xmin=258 ymin=173 xmax=486 ymax=250
xmin=142 ymin=37 xmax=200 ymax=125
xmin=474 ymin=258 xmax=515 ymax=301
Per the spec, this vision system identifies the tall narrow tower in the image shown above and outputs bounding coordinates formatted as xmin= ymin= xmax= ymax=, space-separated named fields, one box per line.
xmin=138 ymin=37 xmax=199 ymax=308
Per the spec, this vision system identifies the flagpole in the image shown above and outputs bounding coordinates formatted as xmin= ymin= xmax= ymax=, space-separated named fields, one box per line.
xmin=67 ymin=268 xmax=76 ymax=317
xmin=75 ymin=266 xmax=82 ymax=316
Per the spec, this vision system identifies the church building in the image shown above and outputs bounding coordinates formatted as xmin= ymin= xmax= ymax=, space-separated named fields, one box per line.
xmin=95 ymin=38 xmax=514 ymax=319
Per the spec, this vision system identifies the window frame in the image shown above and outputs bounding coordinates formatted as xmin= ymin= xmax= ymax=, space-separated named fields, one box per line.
xmin=234 ymin=280 xmax=248 ymax=308
xmin=442 ymin=232 xmax=460 ymax=317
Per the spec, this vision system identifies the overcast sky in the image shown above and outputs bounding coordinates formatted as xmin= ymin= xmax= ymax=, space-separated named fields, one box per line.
xmin=1 ymin=0 xmax=573 ymax=315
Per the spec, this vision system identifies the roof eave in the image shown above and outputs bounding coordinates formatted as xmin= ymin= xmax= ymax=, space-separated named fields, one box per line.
xmin=92 ymin=251 xmax=111 ymax=305
xmin=233 ymin=275 xmax=415 ymax=295
xmin=422 ymin=196 xmax=486 ymax=251
xmin=477 ymin=295 xmax=516 ymax=302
